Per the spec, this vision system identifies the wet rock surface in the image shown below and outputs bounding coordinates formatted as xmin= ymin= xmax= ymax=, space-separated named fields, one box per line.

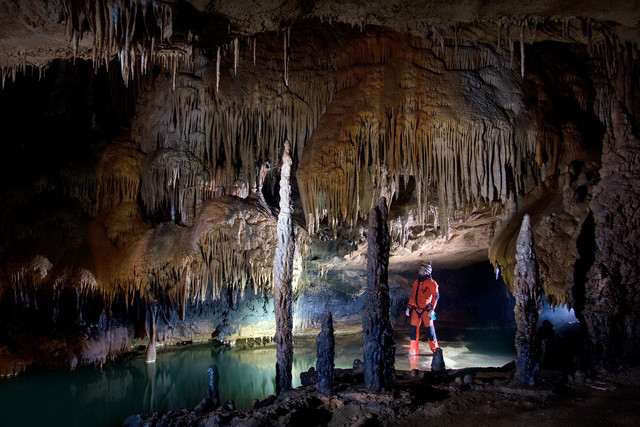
xmin=124 ymin=364 xmax=640 ymax=426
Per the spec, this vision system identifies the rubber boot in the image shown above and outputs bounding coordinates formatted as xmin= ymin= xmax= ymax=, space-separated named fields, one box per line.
xmin=409 ymin=355 xmax=419 ymax=370
xmin=409 ymin=339 xmax=420 ymax=356
xmin=426 ymin=324 xmax=438 ymax=352
xmin=409 ymin=318 xmax=421 ymax=355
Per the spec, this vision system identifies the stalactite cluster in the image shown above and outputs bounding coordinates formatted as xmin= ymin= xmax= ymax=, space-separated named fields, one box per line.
xmin=1 ymin=27 xmax=335 ymax=342
xmin=0 ymin=0 xmax=183 ymax=91
xmin=59 ymin=0 xmax=173 ymax=85
xmin=96 ymin=135 xmax=145 ymax=212
xmin=0 ymin=65 xmax=48 ymax=90
xmin=194 ymin=200 xmax=279 ymax=301
xmin=0 ymin=194 xmax=293 ymax=334
xmin=489 ymin=31 xmax=639 ymax=308
xmin=298 ymin=30 xmax=550 ymax=234
xmin=132 ymin=27 xmax=336 ymax=226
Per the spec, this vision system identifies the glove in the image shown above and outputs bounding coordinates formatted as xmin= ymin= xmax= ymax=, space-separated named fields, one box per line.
xmin=405 ymin=307 xmax=411 ymax=317
xmin=428 ymin=309 xmax=436 ymax=320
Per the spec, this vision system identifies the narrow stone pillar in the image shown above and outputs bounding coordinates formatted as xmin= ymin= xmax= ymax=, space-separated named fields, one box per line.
xmin=316 ymin=311 xmax=335 ymax=395
xmin=273 ymin=140 xmax=295 ymax=394
xmin=513 ymin=214 xmax=543 ymax=385
xmin=362 ymin=198 xmax=395 ymax=391
xmin=145 ymin=298 xmax=157 ymax=364
xmin=431 ymin=347 xmax=446 ymax=372
xmin=207 ymin=365 xmax=221 ymax=407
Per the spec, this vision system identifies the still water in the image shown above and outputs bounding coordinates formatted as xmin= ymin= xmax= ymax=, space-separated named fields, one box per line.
xmin=0 ymin=328 xmax=515 ymax=427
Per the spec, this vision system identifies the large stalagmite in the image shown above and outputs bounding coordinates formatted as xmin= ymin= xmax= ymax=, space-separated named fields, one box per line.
xmin=513 ymin=214 xmax=543 ymax=385
xmin=145 ymin=298 xmax=158 ymax=364
xmin=362 ymin=198 xmax=395 ymax=392
xmin=316 ymin=311 xmax=335 ymax=395
xmin=273 ymin=141 xmax=295 ymax=394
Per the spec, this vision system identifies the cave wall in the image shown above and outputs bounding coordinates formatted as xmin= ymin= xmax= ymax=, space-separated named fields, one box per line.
xmin=0 ymin=1 xmax=639 ymax=375
xmin=579 ymin=48 xmax=640 ymax=370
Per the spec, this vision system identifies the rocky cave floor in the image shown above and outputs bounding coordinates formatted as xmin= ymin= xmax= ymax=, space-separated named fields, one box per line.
xmin=125 ymin=361 xmax=640 ymax=426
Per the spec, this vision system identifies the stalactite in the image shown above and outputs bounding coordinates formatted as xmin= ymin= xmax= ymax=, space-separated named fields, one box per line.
xmin=510 ymin=35 xmax=514 ymax=70
xmin=234 ymin=37 xmax=238 ymax=76
xmin=283 ymin=28 xmax=290 ymax=87
xmin=59 ymin=0 xmax=175 ymax=86
xmin=216 ymin=46 xmax=220 ymax=93
xmin=520 ymin=26 xmax=526 ymax=78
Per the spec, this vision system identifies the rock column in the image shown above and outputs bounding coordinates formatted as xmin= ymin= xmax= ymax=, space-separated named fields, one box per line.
xmin=513 ymin=214 xmax=543 ymax=385
xmin=362 ymin=198 xmax=395 ymax=391
xmin=273 ymin=141 xmax=295 ymax=394
xmin=207 ymin=365 xmax=221 ymax=407
xmin=145 ymin=298 xmax=157 ymax=364
xmin=316 ymin=311 xmax=335 ymax=395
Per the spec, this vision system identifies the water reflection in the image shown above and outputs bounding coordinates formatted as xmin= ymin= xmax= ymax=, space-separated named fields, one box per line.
xmin=0 ymin=328 xmax=515 ymax=427
xmin=393 ymin=327 xmax=516 ymax=371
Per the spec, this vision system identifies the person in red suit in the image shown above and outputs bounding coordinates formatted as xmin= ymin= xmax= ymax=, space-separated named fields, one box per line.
xmin=406 ymin=263 xmax=439 ymax=356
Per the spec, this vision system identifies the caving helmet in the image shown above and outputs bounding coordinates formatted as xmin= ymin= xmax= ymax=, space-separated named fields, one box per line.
xmin=420 ymin=263 xmax=432 ymax=276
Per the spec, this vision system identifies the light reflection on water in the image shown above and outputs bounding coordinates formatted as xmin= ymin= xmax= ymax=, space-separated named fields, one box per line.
xmin=0 ymin=328 xmax=515 ymax=427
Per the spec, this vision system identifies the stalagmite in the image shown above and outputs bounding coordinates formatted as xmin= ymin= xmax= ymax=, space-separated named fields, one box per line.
xmin=273 ymin=141 xmax=295 ymax=394
xmin=316 ymin=311 xmax=335 ymax=395
xmin=513 ymin=214 xmax=543 ymax=385
xmin=431 ymin=347 xmax=445 ymax=371
xmin=362 ymin=198 xmax=395 ymax=391
xmin=207 ymin=365 xmax=221 ymax=408
xmin=145 ymin=299 xmax=158 ymax=364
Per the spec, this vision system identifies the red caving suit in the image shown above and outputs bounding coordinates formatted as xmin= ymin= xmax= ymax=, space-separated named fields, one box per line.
xmin=407 ymin=275 xmax=439 ymax=356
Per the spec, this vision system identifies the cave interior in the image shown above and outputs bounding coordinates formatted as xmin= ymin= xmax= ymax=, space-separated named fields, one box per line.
xmin=0 ymin=0 xmax=640 ymax=420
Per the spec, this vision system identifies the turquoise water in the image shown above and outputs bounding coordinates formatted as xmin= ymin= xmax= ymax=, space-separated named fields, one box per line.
xmin=0 ymin=329 xmax=515 ymax=427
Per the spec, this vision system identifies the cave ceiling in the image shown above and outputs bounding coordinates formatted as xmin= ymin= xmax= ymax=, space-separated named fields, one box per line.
xmin=1 ymin=0 xmax=639 ymax=324
xmin=2 ymin=1 xmax=639 ymax=77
